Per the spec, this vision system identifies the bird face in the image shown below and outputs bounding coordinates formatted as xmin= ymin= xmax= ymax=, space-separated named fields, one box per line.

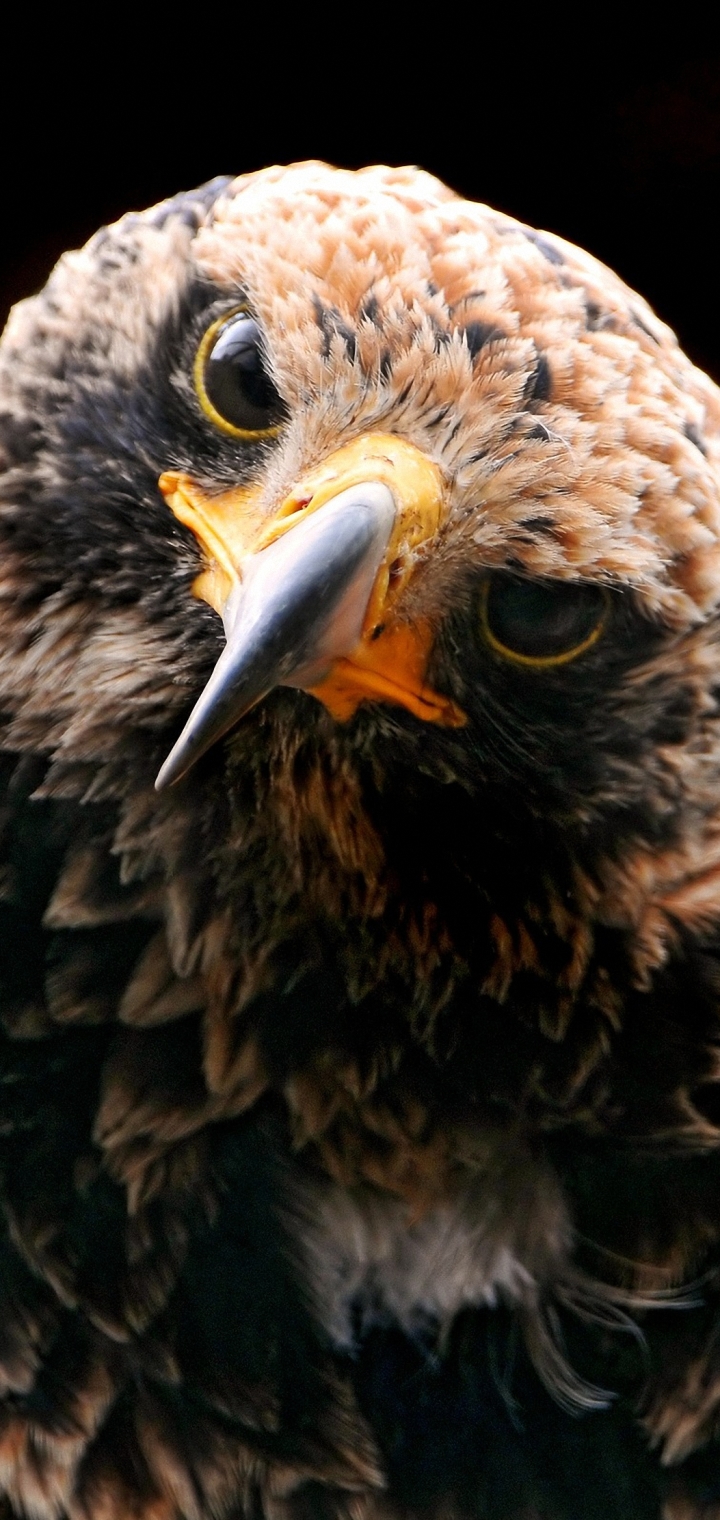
xmin=151 ymin=166 xmax=720 ymax=833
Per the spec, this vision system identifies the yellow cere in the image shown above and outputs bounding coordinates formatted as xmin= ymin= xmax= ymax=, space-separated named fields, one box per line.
xmin=160 ymin=434 xmax=447 ymax=625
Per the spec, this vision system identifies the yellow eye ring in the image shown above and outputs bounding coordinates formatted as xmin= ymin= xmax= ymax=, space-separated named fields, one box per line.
xmin=480 ymin=577 xmax=609 ymax=668
xmin=193 ymin=307 xmax=284 ymax=441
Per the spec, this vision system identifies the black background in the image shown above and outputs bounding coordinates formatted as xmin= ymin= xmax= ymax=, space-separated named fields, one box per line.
xmin=3 ymin=28 xmax=720 ymax=382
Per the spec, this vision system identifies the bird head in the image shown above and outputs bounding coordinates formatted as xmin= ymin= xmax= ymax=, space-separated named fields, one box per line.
xmin=3 ymin=163 xmax=720 ymax=1156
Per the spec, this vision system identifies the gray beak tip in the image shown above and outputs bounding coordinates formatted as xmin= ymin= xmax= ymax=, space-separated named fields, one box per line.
xmin=154 ymin=755 xmax=182 ymax=792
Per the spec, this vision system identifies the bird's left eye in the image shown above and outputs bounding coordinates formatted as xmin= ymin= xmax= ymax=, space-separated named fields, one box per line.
xmin=194 ymin=309 xmax=286 ymax=439
xmin=481 ymin=574 xmax=608 ymax=666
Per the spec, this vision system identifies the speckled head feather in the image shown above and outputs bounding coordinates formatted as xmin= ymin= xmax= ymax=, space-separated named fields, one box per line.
xmin=195 ymin=162 xmax=720 ymax=619
xmin=2 ymin=163 xmax=720 ymax=1519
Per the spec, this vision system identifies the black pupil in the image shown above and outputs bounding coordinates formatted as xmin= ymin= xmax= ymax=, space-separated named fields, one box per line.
xmin=485 ymin=575 xmax=605 ymax=659
xmin=204 ymin=313 xmax=284 ymax=431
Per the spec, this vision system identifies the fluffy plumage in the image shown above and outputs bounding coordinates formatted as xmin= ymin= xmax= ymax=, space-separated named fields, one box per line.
xmin=1 ymin=162 xmax=720 ymax=1519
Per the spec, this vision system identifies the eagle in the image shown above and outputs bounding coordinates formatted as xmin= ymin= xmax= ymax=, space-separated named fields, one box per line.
xmin=1 ymin=161 xmax=720 ymax=1520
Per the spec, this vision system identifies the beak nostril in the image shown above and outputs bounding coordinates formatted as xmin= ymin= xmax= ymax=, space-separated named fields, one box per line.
xmin=255 ymin=496 xmax=316 ymax=552
xmin=279 ymin=493 xmax=313 ymax=518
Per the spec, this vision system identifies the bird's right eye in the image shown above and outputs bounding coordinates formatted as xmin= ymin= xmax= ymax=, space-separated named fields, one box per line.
xmin=480 ymin=574 xmax=608 ymax=666
xmin=194 ymin=309 xmax=286 ymax=439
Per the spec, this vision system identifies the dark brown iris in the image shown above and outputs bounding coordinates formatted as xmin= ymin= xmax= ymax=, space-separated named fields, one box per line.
xmin=195 ymin=310 xmax=285 ymax=438
xmin=482 ymin=575 xmax=608 ymax=666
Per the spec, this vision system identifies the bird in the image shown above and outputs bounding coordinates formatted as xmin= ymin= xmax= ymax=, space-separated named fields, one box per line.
xmin=1 ymin=159 xmax=720 ymax=1520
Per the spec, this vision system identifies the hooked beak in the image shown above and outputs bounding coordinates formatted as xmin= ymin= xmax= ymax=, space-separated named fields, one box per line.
xmin=155 ymin=434 xmax=465 ymax=790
